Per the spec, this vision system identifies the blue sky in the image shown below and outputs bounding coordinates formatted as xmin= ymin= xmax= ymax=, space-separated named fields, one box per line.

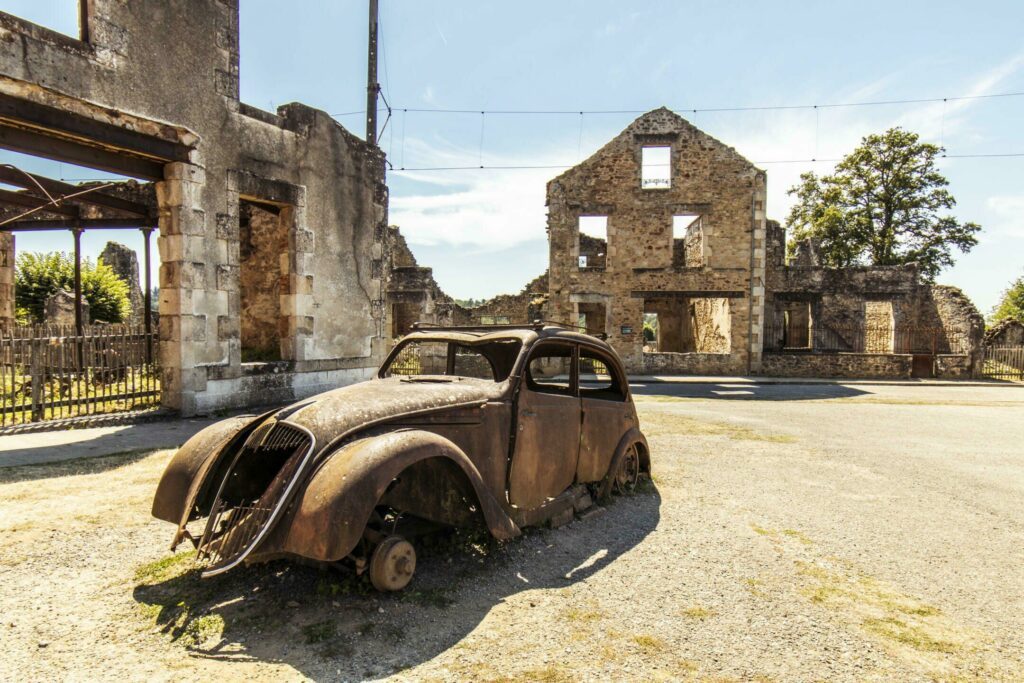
xmin=2 ymin=1 xmax=1022 ymax=313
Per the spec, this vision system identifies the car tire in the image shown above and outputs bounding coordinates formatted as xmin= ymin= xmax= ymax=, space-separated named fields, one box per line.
xmin=613 ymin=444 xmax=640 ymax=495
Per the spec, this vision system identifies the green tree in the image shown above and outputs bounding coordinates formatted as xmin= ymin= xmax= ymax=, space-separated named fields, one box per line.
xmin=785 ymin=128 xmax=981 ymax=280
xmin=15 ymin=251 xmax=131 ymax=324
xmin=990 ymin=275 xmax=1024 ymax=325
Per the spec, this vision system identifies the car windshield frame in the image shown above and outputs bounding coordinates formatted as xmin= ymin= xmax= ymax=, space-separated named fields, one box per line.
xmin=379 ymin=335 xmax=525 ymax=382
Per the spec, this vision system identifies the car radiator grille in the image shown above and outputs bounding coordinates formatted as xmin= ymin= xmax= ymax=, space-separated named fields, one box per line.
xmin=197 ymin=421 xmax=313 ymax=574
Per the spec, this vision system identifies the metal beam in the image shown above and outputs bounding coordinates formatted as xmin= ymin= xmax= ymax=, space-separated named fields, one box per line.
xmin=0 ymin=93 xmax=191 ymax=164
xmin=0 ymin=218 xmax=156 ymax=232
xmin=0 ymin=125 xmax=166 ymax=180
xmin=0 ymin=166 xmax=151 ymax=216
xmin=0 ymin=188 xmax=78 ymax=217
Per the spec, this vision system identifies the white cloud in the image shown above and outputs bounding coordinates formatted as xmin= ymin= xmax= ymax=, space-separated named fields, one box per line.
xmin=986 ymin=195 xmax=1024 ymax=238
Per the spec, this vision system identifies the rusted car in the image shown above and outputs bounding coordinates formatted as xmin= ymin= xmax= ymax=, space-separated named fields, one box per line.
xmin=152 ymin=323 xmax=650 ymax=591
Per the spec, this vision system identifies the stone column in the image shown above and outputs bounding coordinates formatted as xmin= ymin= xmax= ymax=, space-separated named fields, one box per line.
xmin=156 ymin=162 xmax=210 ymax=415
xmin=0 ymin=232 xmax=14 ymax=329
xmin=747 ymin=173 xmax=768 ymax=374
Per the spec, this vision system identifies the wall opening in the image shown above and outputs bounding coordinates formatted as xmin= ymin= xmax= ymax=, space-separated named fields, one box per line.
xmin=641 ymin=146 xmax=671 ymax=189
xmin=644 ymin=296 xmax=731 ymax=354
xmin=479 ymin=315 xmax=510 ymax=325
xmin=576 ymin=302 xmax=607 ymax=337
xmin=673 ymin=214 xmax=703 ymax=267
xmin=2 ymin=1 xmax=87 ymax=40
xmin=391 ymin=302 xmax=419 ymax=338
xmin=864 ymin=300 xmax=894 ymax=353
xmin=577 ymin=216 xmax=607 ymax=270
xmin=239 ymin=199 xmax=288 ymax=363
xmin=783 ymin=301 xmax=811 ymax=349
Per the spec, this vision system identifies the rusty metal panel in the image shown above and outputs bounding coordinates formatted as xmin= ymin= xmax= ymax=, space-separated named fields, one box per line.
xmin=577 ymin=398 xmax=629 ymax=483
xmin=509 ymin=389 xmax=581 ymax=509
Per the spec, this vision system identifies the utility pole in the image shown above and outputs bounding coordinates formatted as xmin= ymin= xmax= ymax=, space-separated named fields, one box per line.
xmin=366 ymin=0 xmax=379 ymax=146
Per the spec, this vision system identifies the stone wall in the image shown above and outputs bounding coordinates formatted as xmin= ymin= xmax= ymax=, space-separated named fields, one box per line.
xmin=546 ymin=107 xmax=765 ymax=374
xmin=0 ymin=2 xmax=388 ymax=414
xmin=761 ymin=352 xmax=913 ymax=379
xmin=0 ymin=232 xmax=12 ymax=328
xmin=99 ymin=241 xmax=144 ymax=324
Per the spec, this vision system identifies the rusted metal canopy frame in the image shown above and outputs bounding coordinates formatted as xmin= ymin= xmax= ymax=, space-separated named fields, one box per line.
xmin=0 ymin=166 xmax=152 ymax=217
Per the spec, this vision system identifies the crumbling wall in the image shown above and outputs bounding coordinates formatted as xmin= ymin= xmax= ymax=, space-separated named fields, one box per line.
xmin=99 ymin=241 xmax=144 ymax=325
xmin=238 ymin=202 xmax=286 ymax=361
xmin=546 ymin=107 xmax=765 ymax=374
xmin=0 ymin=2 xmax=389 ymax=414
xmin=0 ymin=232 xmax=13 ymax=328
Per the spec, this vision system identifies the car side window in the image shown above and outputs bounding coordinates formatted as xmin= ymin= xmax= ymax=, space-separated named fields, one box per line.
xmin=579 ymin=347 xmax=627 ymax=401
xmin=526 ymin=343 xmax=575 ymax=396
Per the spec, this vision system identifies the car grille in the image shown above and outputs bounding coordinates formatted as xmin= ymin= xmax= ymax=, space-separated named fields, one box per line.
xmin=197 ymin=421 xmax=313 ymax=574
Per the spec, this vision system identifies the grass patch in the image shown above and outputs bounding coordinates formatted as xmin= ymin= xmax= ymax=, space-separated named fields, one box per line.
xmin=135 ymin=550 xmax=196 ymax=584
xmin=402 ymin=587 xmax=455 ymax=609
xmin=563 ymin=605 xmax=603 ymax=623
xmin=632 ymin=634 xmax=669 ymax=654
xmin=862 ymin=617 xmax=958 ymax=653
xmin=680 ymin=605 xmax=716 ymax=620
xmin=781 ymin=529 xmax=814 ymax=545
xmin=639 ymin=412 xmax=796 ymax=443
xmin=302 ymin=619 xmax=336 ymax=644
xmin=182 ymin=613 xmax=224 ymax=645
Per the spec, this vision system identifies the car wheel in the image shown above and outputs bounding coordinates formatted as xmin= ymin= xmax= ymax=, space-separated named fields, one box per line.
xmin=613 ymin=444 xmax=640 ymax=495
xmin=369 ymin=535 xmax=417 ymax=592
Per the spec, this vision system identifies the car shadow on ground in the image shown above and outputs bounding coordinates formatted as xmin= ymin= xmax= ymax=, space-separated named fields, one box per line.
xmin=630 ymin=381 xmax=871 ymax=401
xmin=132 ymin=486 xmax=662 ymax=680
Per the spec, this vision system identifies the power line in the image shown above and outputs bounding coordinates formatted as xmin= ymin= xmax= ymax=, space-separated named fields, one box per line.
xmin=330 ymin=89 xmax=1024 ymax=118
xmin=389 ymin=152 xmax=1024 ymax=173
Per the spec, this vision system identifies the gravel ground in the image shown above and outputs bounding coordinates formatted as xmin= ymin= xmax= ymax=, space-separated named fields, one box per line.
xmin=1 ymin=382 xmax=1022 ymax=682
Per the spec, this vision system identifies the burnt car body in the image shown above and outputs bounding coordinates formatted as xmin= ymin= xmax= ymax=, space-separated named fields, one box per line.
xmin=152 ymin=323 xmax=650 ymax=591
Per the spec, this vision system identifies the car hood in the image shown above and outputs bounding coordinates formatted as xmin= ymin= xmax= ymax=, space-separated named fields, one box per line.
xmin=268 ymin=376 xmax=509 ymax=452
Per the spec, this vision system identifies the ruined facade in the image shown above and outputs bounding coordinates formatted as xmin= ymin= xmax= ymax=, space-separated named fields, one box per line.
xmin=390 ymin=108 xmax=984 ymax=379
xmin=545 ymin=108 xmax=767 ymax=374
xmin=99 ymin=241 xmax=144 ymax=324
xmin=0 ymin=2 xmax=389 ymax=413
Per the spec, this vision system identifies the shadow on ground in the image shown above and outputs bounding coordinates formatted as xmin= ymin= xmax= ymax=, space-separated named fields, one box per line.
xmin=132 ymin=487 xmax=662 ymax=680
xmin=630 ymin=381 xmax=870 ymax=401
xmin=0 ymin=449 xmax=158 ymax=484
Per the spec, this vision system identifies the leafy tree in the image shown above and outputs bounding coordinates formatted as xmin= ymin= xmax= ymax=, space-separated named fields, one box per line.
xmin=785 ymin=127 xmax=980 ymax=280
xmin=990 ymin=274 xmax=1024 ymax=325
xmin=15 ymin=251 xmax=131 ymax=324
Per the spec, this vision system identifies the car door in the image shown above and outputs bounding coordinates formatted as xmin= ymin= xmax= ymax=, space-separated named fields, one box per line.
xmin=576 ymin=346 xmax=632 ymax=483
xmin=508 ymin=341 xmax=580 ymax=509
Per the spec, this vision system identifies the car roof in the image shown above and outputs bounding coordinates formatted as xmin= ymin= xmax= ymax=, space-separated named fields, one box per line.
xmin=399 ymin=324 xmax=619 ymax=355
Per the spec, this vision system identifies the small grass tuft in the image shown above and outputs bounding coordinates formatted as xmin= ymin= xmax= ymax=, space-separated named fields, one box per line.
xmin=632 ymin=633 xmax=669 ymax=654
xmin=182 ymin=613 xmax=224 ymax=646
xmin=680 ymin=605 xmax=716 ymax=620
xmin=134 ymin=550 xmax=197 ymax=584
xmin=302 ymin=619 xmax=336 ymax=644
xmin=861 ymin=616 xmax=958 ymax=653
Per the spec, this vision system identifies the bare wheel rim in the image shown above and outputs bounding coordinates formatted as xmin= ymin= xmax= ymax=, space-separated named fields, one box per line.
xmin=614 ymin=444 xmax=640 ymax=494
xmin=369 ymin=536 xmax=417 ymax=592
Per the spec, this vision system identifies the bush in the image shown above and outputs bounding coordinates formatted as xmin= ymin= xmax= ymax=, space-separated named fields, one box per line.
xmin=15 ymin=251 xmax=131 ymax=324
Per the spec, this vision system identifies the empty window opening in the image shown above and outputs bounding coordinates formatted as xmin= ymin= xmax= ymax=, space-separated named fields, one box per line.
xmin=644 ymin=297 xmax=731 ymax=354
xmin=782 ymin=302 xmax=811 ymax=349
xmin=579 ymin=348 xmax=626 ymax=401
xmin=526 ymin=344 xmax=574 ymax=395
xmin=864 ymin=300 xmax=895 ymax=353
xmin=4 ymin=1 xmax=85 ymax=40
xmin=239 ymin=200 xmax=288 ymax=363
xmin=673 ymin=214 xmax=703 ymax=267
xmin=577 ymin=216 xmax=607 ymax=270
xmin=641 ymin=146 xmax=671 ymax=189
xmin=479 ymin=315 xmax=510 ymax=325
xmin=576 ymin=302 xmax=607 ymax=337
xmin=391 ymin=302 xmax=419 ymax=339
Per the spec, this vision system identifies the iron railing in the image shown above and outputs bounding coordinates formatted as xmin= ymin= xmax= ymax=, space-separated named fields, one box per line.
xmin=762 ymin=323 xmax=971 ymax=355
xmin=0 ymin=323 xmax=159 ymax=427
xmin=981 ymin=345 xmax=1024 ymax=381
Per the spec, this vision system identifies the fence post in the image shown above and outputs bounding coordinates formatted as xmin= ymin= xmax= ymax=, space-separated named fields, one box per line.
xmin=29 ymin=338 xmax=42 ymax=422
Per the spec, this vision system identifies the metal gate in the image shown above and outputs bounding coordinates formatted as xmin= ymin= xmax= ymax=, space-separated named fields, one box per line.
xmin=0 ymin=324 xmax=159 ymax=427
xmin=982 ymin=345 xmax=1024 ymax=381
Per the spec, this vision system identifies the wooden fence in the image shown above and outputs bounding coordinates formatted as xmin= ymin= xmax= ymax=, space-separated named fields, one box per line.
xmin=762 ymin=323 xmax=972 ymax=355
xmin=0 ymin=324 xmax=160 ymax=427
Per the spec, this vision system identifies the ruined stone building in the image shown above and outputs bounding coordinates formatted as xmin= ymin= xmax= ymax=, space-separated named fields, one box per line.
xmin=389 ymin=108 xmax=983 ymax=378
xmin=0 ymin=1 xmax=389 ymax=413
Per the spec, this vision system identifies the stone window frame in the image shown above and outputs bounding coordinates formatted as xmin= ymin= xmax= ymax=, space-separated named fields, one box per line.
xmin=576 ymin=214 xmax=609 ymax=271
xmin=570 ymin=294 xmax=611 ymax=338
xmin=0 ymin=3 xmax=92 ymax=50
xmin=224 ymin=170 xmax=311 ymax=369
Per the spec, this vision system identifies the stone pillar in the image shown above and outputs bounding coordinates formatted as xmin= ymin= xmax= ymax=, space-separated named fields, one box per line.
xmin=156 ymin=162 xmax=209 ymax=415
xmin=99 ymin=241 xmax=144 ymax=324
xmin=748 ymin=173 xmax=768 ymax=374
xmin=0 ymin=232 xmax=13 ymax=329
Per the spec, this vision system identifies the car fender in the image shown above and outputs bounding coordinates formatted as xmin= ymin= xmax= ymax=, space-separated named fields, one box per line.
xmin=266 ymin=429 xmax=521 ymax=562
xmin=596 ymin=427 xmax=651 ymax=501
xmin=151 ymin=413 xmax=265 ymax=531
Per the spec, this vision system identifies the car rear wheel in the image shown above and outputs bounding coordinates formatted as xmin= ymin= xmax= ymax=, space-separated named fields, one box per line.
xmin=369 ymin=535 xmax=417 ymax=592
xmin=613 ymin=444 xmax=640 ymax=494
